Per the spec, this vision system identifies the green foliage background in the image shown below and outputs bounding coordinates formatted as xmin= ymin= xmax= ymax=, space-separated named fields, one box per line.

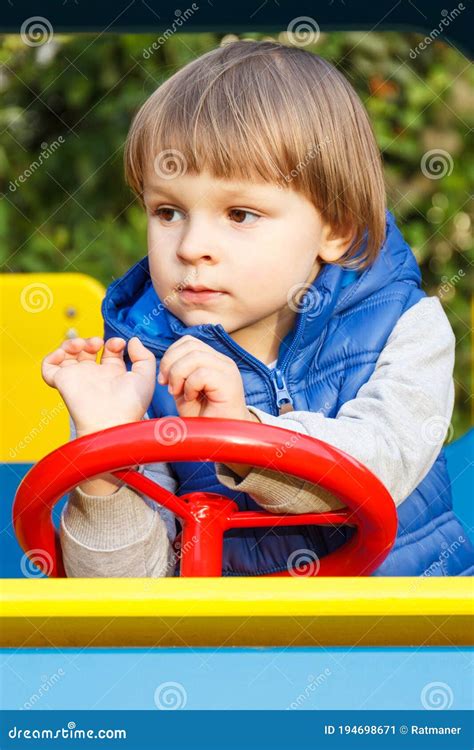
xmin=0 ymin=30 xmax=472 ymax=436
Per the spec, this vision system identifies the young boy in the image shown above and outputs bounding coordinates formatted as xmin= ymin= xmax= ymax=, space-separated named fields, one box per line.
xmin=42 ymin=40 xmax=474 ymax=578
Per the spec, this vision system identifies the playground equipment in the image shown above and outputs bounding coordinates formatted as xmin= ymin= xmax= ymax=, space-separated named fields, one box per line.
xmin=1 ymin=271 xmax=472 ymax=714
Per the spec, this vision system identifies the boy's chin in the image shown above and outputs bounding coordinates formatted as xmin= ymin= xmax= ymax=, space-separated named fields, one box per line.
xmin=179 ymin=310 xmax=226 ymax=328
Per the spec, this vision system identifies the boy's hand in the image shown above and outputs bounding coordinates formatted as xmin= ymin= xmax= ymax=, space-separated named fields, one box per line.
xmin=158 ymin=335 xmax=256 ymax=423
xmin=41 ymin=336 xmax=156 ymax=436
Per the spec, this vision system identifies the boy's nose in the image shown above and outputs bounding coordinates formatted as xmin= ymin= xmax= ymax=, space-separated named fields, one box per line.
xmin=177 ymin=238 xmax=217 ymax=265
xmin=177 ymin=245 xmax=214 ymax=264
xmin=177 ymin=216 xmax=219 ymax=265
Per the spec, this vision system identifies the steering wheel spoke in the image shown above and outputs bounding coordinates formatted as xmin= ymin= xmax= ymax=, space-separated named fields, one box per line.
xmin=113 ymin=468 xmax=194 ymax=522
xmin=228 ymin=510 xmax=353 ymax=528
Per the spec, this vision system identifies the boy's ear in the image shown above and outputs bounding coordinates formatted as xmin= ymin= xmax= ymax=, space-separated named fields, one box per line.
xmin=317 ymin=223 xmax=355 ymax=263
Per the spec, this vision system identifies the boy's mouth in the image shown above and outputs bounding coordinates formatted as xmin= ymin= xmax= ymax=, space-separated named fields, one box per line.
xmin=179 ymin=285 xmax=228 ymax=304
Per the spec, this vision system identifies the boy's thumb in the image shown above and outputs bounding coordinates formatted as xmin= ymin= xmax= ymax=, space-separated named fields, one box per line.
xmin=128 ymin=336 xmax=156 ymax=369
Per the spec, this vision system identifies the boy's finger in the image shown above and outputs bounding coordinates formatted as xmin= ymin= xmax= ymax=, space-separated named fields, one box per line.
xmin=181 ymin=366 xmax=220 ymax=402
xmin=76 ymin=336 xmax=104 ymax=362
xmin=59 ymin=336 xmax=103 ymax=364
xmin=166 ymin=350 xmax=224 ymax=395
xmin=158 ymin=340 xmax=224 ymax=383
xmin=41 ymin=348 xmax=66 ymax=385
xmin=60 ymin=337 xmax=86 ymax=360
xmin=100 ymin=337 xmax=127 ymax=364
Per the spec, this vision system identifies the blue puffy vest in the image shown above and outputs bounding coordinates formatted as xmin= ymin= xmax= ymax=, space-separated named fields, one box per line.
xmin=103 ymin=209 xmax=474 ymax=576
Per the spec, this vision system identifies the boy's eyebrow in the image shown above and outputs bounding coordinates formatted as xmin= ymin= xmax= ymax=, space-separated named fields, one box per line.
xmin=142 ymin=185 xmax=176 ymax=201
xmin=143 ymin=182 xmax=273 ymax=203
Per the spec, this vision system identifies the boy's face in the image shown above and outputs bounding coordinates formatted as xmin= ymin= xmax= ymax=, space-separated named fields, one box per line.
xmin=143 ymin=168 xmax=345 ymax=363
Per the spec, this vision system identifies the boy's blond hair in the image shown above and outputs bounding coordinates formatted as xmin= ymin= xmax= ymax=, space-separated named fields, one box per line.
xmin=124 ymin=40 xmax=386 ymax=268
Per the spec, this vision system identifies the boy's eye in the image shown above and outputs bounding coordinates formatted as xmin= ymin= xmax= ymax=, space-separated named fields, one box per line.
xmin=229 ymin=208 xmax=260 ymax=225
xmin=151 ymin=206 xmax=260 ymax=225
xmin=153 ymin=207 xmax=184 ymax=222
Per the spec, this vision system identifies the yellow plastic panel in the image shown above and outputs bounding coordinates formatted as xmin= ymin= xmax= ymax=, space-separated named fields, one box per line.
xmin=0 ymin=578 xmax=472 ymax=648
xmin=1 ymin=273 xmax=105 ymax=462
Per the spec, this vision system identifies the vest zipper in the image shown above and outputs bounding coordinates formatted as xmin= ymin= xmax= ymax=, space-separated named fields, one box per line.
xmin=214 ymin=312 xmax=306 ymax=416
xmin=270 ymin=367 xmax=294 ymax=415
xmin=269 ymin=308 xmax=307 ymax=414
xmin=107 ymin=316 xmax=306 ymax=417
xmin=212 ymin=326 xmax=278 ymax=410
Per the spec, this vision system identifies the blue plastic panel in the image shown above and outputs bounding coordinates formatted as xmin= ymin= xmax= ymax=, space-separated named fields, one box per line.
xmin=1 ymin=648 xmax=472 ymax=711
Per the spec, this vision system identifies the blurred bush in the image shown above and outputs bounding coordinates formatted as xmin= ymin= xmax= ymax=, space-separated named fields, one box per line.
xmin=0 ymin=29 xmax=472 ymax=436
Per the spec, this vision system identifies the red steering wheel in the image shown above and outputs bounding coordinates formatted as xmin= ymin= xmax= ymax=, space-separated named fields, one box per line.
xmin=13 ymin=418 xmax=397 ymax=577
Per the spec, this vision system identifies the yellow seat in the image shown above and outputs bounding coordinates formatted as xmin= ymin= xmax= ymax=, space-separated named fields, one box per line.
xmin=1 ymin=273 xmax=105 ymax=462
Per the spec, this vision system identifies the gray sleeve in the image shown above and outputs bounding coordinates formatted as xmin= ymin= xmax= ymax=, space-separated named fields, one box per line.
xmin=60 ymin=415 xmax=179 ymax=577
xmin=215 ymin=296 xmax=455 ymax=512
xmin=60 ymin=484 xmax=176 ymax=577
